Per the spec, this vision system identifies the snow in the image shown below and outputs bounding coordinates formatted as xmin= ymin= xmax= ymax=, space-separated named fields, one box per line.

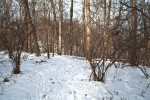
xmin=0 ymin=51 xmax=150 ymax=100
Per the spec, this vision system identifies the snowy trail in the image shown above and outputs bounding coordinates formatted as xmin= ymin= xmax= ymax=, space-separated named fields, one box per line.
xmin=27 ymin=55 xmax=108 ymax=100
xmin=0 ymin=53 xmax=150 ymax=100
xmin=10 ymin=55 xmax=97 ymax=100
xmin=43 ymin=56 xmax=93 ymax=100
xmin=44 ymin=56 xmax=109 ymax=100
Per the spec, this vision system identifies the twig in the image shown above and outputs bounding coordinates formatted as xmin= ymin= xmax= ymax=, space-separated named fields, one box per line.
xmin=120 ymin=1 xmax=150 ymax=21
xmin=142 ymin=83 xmax=150 ymax=94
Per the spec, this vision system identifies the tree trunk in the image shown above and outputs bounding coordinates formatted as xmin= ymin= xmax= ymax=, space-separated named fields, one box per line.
xmin=43 ymin=0 xmax=50 ymax=58
xmin=106 ymin=0 xmax=112 ymax=58
xmin=86 ymin=0 xmax=91 ymax=61
xmin=148 ymin=34 xmax=150 ymax=66
xmin=103 ymin=0 xmax=107 ymax=60
xmin=81 ymin=0 xmax=85 ymax=57
xmin=130 ymin=0 xmax=137 ymax=66
xmin=29 ymin=30 xmax=33 ymax=53
xmin=70 ymin=0 xmax=73 ymax=55
xmin=50 ymin=0 xmax=57 ymax=57
xmin=20 ymin=4 xmax=28 ymax=52
xmin=142 ymin=0 xmax=149 ymax=66
xmin=22 ymin=0 xmax=40 ymax=56
xmin=106 ymin=0 xmax=112 ymax=32
xmin=13 ymin=53 xmax=21 ymax=74
xmin=58 ymin=0 xmax=62 ymax=55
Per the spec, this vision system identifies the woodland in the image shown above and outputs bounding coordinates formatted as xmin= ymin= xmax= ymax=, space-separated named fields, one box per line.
xmin=0 ymin=0 xmax=150 ymax=99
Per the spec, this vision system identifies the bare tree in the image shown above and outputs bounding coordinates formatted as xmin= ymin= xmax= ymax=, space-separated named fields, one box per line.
xmin=70 ymin=0 xmax=73 ymax=55
xmin=22 ymin=0 xmax=41 ymax=56
xmin=43 ymin=0 xmax=50 ymax=58
xmin=130 ymin=0 xmax=137 ymax=66
xmin=50 ymin=0 xmax=57 ymax=57
xmin=81 ymin=0 xmax=86 ymax=57
xmin=86 ymin=0 xmax=91 ymax=61
xmin=58 ymin=0 xmax=62 ymax=55
xmin=0 ymin=0 xmax=29 ymax=74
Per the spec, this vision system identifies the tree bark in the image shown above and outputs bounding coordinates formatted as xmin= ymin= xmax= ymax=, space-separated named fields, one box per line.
xmin=50 ymin=0 xmax=57 ymax=56
xmin=106 ymin=0 xmax=112 ymax=32
xmin=43 ymin=0 xmax=50 ymax=58
xmin=142 ymin=0 xmax=149 ymax=66
xmin=70 ymin=0 xmax=73 ymax=55
xmin=86 ymin=0 xmax=91 ymax=61
xmin=22 ymin=0 xmax=40 ymax=56
xmin=103 ymin=0 xmax=107 ymax=60
xmin=81 ymin=0 xmax=86 ymax=57
xmin=130 ymin=0 xmax=137 ymax=66
xmin=58 ymin=0 xmax=62 ymax=55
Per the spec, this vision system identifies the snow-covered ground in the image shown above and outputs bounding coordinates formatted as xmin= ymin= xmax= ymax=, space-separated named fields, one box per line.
xmin=0 ymin=51 xmax=150 ymax=100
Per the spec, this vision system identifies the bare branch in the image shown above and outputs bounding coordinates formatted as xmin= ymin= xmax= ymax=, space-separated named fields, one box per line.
xmin=120 ymin=1 xmax=150 ymax=21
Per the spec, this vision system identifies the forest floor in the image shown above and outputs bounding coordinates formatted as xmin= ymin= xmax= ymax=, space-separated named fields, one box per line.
xmin=0 ymin=51 xmax=150 ymax=100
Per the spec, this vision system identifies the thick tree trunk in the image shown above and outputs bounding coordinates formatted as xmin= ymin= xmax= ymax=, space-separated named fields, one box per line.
xmin=13 ymin=64 xmax=20 ymax=74
xmin=81 ymin=0 xmax=85 ymax=57
xmin=142 ymin=0 xmax=149 ymax=66
xmin=13 ymin=53 xmax=21 ymax=74
xmin=130 ymin=0 xmax=137 ymax=66
xmin=50 ymin=0 xmax=57 ymax=57
xmin=22 ymin=0 xmax=40 ymax=56
xmin=86 ymin=0 xmax=92 ymax=61
xmin=86 ymin=0 xmax=91 ymax=61
xmin=43 ymin=0 xmax=50 ymax=59
xmin=58 ymin=0 xmax=62 ymax=55
xmin=70 ymin=0 xmax=73 ymax=55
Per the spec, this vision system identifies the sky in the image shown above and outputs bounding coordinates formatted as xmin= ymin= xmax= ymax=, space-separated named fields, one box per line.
xmin=63 ymin=0 xmax=83 ymax=20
